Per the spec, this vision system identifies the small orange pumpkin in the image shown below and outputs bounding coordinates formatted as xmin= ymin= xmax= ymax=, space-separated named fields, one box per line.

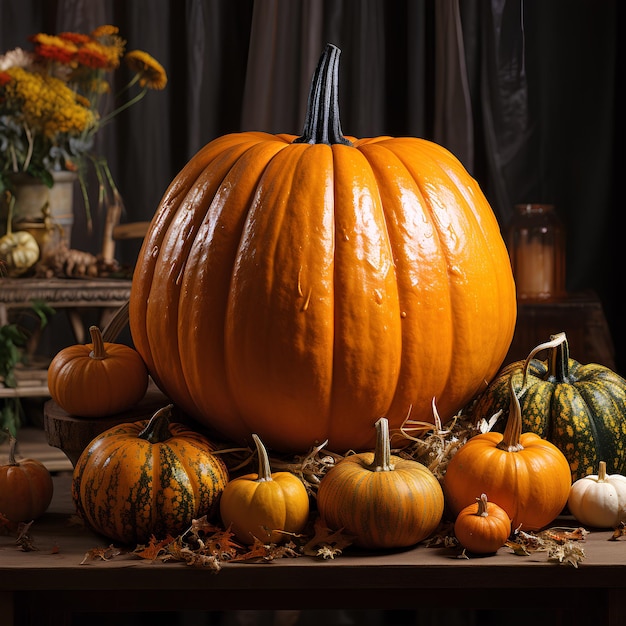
xmin=219 ymin=433 xmax=310 ymax=545
xmin=47 ymin=325 xmax=149 ymax=417
xmin=0 ymin=433 xmax=53 ymax=522
xmin=454 ymin=493 xmax=511 ymax=554
xmin=443 ymin=380 xmax=572 ymax=531
xmin=316 ymin=417 xmax=444 ymax=549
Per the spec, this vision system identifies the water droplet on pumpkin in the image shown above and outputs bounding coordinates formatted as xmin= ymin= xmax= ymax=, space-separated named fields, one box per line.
xmin=151 ymin=245 xmax=159 ymax=258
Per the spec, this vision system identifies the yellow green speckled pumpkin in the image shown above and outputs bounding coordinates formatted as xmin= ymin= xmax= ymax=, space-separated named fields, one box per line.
xmin=471 ymin=332 xmax=626 ymax=482
xmin=72 ymin=405 xmax=229 ymax=544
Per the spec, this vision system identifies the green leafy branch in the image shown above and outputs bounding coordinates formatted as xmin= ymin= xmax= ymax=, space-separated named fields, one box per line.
xmin=0 ymin=299 xmax=55 ymax=437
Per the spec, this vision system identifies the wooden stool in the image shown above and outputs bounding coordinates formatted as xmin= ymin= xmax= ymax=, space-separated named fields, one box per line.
xmin=43 ymin=385 xmax=171 ymax=467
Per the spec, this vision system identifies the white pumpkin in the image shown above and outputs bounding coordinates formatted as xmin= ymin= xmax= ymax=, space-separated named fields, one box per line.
xmin=568 ymin=461 xmax=626 ymax=528
xmin=0 ymin=229 xmax=40 ymax=275
xmin=0 ymin=194 xmax=40 ymax=275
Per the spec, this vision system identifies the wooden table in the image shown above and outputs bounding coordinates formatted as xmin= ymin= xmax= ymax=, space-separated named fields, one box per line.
xmin=2 ymin=473 xmax=626 ymax=626
xmin=0 ymin=277 xmax=132 ymax=344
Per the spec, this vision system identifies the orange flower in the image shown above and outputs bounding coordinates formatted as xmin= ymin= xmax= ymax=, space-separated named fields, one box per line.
xmin=30 ymin=33 xmax=77 ymax=64
xmin=59 ymin=32 xmax=92 ymax=45
xmin=125 ymin=50 xmax=167 ymax=90
xmin=75 ymin=42 xmax=111 ymax=70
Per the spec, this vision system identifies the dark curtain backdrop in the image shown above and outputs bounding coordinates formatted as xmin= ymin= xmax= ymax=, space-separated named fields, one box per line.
xmin=1 ymin=0 xmax=624 ymax=374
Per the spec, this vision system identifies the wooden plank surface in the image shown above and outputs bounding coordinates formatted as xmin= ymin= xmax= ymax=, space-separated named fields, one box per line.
xmin=1 ymin=477 xmax=626 ymax=625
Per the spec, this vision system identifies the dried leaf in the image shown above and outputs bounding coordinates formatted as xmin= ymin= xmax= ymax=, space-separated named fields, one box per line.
xmin=189 ymin=515 xmax=223 ymax=536
xmin=133 ymin=535 xmax=174 ymax=561
xmin=198 ymin=525 xmax=242 ymax=561
xmin=424 ymin=521 xmax=458 ymax=549
xmin=80 ymin=544 xmax=122 ymax=564
xmin=505 ymin=539 xmax=531 ymax=556
xmin=231 ymin=537 xmax=301 ymax=563
xmin=301 ymin=517 xmax=354 ymax=559
xmin=15 ymin=521 xmax=38 ymax=551
xmin=180 ymin=550 xmax=222 ymax=571
xmin=547 ymin=542 xmax=585 ymax=568
xmin=610 ymin=521 xmax=626 ymax=541
xmin=506 ymin=526 xmax=587 ymax=566
xmin=538 ymin=526 xmax=589 ymax=543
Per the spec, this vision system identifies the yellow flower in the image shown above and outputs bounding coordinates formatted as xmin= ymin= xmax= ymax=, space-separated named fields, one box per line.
xmin=91 ymin=25 xmax=119 ymax=38
xmin=5 ymin=66 xmax=95 ymax=137
xmin=1 ymin=23 xmax=168 ymax=222
xmin=125 ymin=50 xmax=167 ymax=90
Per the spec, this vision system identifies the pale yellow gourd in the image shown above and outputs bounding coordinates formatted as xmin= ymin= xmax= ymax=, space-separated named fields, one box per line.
xmin=0 ymin=194 xmax=40 ymax=275
xmin=567 ymin=461 xmax=626 ymax=528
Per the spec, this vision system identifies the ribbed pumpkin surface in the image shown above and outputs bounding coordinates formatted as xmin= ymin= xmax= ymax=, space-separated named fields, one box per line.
xmin=129 ymin=47 xmax=516 ymax=454
xmin=72 ymin=416 xmax=229 ymax=544
xmin=317 ymin=451 xmax=444 ymax=549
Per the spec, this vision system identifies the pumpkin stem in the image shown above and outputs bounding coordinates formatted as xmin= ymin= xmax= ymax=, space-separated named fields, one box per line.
xmin=88 ymin=325 xmax=108 ymax=360
xmin=476 ymin=493 xmax=489 ymax=517
xmin=138 ymin=404 xmax=174 ymax=443
xmin=497 ymin=379 xmax=524 ymax=452
xmin=369 ymin=417 xmax=394 ymax=472
xmin=293 ymin=44 xmax=353 ymax=147
xmin=4 ymin=192 xmax=15 ymax=236
xmin=597 ymin=460 xmax=608 ymax=482
xmin=252 ymin=434 xmax=273 ymax=482
xmin=6 ymin=431 xmax=18 ymax=466
xmin=522 ymin=331 xmax=570 ymax=386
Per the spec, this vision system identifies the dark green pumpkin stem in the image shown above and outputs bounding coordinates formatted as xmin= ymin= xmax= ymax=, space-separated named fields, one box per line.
xmin=522 ymin=332 xmax=570 ymax=386
xmin=138 ymin=404 xmax=174 ymax=443
xmin=370 ymin=417 xmax=394 ymax=472
xmin=252 ymin=434 xmax=273 ymax=482
xmin=293 ymin=43 xmax=353 ymax=146
xmin=497 ymin=379 xmax=524 ymax=452
xmin=88 ymin=325 xmax=107 ymax=360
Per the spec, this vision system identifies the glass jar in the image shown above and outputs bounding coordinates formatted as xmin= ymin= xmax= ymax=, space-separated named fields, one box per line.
xmin=506 ymin=203 xmax=566 ymax=302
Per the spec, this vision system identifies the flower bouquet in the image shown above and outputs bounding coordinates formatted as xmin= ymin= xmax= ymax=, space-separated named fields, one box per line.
xmin=0 ymin=25 xmax=167 ymax=238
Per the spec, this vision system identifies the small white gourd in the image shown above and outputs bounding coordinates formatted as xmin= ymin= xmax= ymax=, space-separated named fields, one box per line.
xmin=0 ymin=194 xmax=40 ymax=275
xmin=567 ymin=461 xmax=626 ymax=528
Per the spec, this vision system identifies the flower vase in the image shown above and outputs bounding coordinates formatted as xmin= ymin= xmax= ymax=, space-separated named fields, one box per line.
xmin=1 ymin=171 xmax=78 ymax=256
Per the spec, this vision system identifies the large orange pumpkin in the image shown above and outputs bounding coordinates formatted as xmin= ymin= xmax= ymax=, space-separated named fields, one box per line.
xmin=129 ymin=44 xmax=516 ymax=453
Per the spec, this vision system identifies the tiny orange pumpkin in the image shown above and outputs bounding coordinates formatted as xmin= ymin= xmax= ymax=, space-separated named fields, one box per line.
xmin=454 ymin=493 xmax=511 ymax=554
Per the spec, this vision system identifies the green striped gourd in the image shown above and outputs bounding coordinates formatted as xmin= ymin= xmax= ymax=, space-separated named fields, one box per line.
xmin=72 ymin=405 xmax=229 ymax=544
xmin=471 ymin=332 xmax=626 ymax=482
